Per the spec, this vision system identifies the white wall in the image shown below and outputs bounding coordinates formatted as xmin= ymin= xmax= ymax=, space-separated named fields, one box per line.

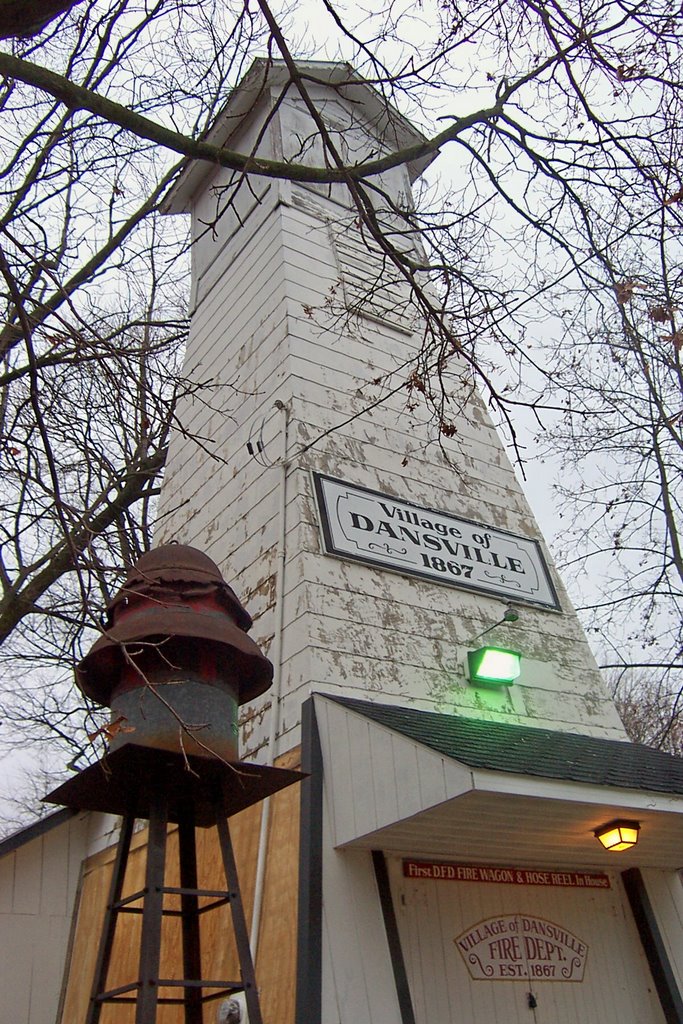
xmin=0 ymin=811 xmax=117 ymax=1024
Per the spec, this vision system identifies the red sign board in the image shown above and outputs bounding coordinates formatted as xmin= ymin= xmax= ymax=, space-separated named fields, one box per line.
xmin=403 ymin=859 xmax=610 ymax=889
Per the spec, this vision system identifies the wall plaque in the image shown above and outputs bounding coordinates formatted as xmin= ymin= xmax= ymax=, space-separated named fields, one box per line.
xmin=313 ymin=474 xmax=560 ymax=609
xmin=455 ymin=915 xmax=588 ymax=982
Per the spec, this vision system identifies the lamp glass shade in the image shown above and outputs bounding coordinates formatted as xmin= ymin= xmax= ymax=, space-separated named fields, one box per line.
xmin=467 ymin=646 xmax=521 ymax=685
xmin=594 ymin=820 xmax=640 ymax=851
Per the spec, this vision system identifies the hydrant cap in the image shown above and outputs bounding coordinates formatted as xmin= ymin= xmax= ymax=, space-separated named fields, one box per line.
xmin=75 ymin=544 xmax=273 ymax=706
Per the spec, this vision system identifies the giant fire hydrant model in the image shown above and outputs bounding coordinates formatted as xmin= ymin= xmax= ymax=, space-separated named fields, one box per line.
xmin=46 ymin=544 xmax=301 ymax=1024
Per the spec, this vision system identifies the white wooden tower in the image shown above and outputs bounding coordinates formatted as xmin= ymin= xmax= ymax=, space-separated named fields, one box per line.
xmin=154 ymin=59 xmax=683 ymax=1024
xmin=158 ymin=59 xmax=625 ymax=753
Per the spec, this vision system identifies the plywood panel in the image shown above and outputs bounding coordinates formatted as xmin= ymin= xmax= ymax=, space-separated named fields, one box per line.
xmin=254 ymin=755 xmax=301 ymax=1024
xmin=59 ymin=825 xmax=145 ymax=1024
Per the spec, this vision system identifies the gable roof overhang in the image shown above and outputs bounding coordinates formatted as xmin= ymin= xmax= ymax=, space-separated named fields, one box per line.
xmin=0 ymin=807 xmax=77 ymax=859
xmin=163 ymin=58 xmax=438 ymax=214
xmin=314 ymin=694 xmax=683 ymax=871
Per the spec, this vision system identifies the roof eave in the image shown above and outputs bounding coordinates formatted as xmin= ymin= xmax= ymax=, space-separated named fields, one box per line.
xmin=0 ymin=807 xmax=77 ymax=860
xmin=162 ymin=57 xmax=437 ymax=215
xmin=315 ymin=695 xmax=683 ymax=870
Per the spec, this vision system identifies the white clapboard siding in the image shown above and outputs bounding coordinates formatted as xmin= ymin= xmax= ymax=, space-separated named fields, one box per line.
xmin=192 ymin=178 xmax=274 ymax=304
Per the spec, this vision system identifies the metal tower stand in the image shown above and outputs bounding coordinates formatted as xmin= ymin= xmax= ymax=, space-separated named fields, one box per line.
xmin=45 ymin=744 xmax=303 ymax=1024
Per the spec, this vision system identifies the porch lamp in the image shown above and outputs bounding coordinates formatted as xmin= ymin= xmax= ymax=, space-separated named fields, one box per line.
xmin=594 ymin=819 xmax=640 ymax=852
xmin=467 ymin=646 xmax=521 ymax=686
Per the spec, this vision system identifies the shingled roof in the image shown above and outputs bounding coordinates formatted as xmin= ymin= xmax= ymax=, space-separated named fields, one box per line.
xmin=327 ymin=695 xmax=683 ymax=796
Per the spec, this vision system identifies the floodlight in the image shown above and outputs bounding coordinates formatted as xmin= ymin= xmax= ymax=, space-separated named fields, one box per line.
xmin=467 ymin=646 xmax=521 ymax=685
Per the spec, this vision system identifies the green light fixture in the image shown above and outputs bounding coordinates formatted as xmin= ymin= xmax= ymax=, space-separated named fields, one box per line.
xmin=467 ymin=646 xmax=522 ymax=686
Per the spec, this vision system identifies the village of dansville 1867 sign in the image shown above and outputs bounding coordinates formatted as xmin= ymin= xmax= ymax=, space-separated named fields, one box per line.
xmin=313 ymin=474 xmax=560 ymax=609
